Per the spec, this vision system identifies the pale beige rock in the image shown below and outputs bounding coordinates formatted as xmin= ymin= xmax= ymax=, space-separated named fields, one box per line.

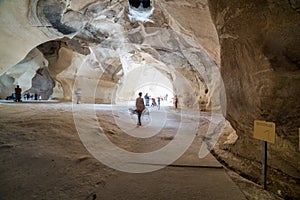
xmin=209 ymin=0 xmax=300 ymax=198
xmin=0 ymin=48 xmax=49 ymax=99
xmin=51 ymin=81 xmax=64 ymax=100
xmin=0 ymin=0 xmax=218 ymax=110
xmin=160 ymin=0 xmax=220 ymax=65
xmin=0 ymin=1 xmax=61 ymax=75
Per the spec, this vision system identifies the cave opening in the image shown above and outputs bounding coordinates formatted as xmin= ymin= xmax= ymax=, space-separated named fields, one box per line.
xmin=129 ymin=0 xmax=151 ymax=9
xmin=114 ymin=64 xmax=174 ymax=107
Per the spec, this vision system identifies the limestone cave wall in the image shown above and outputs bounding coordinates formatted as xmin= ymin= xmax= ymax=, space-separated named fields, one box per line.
xmin=0 ymin=0 xmax=218 ymax=109
xmin=208 ymin=0 xmax=300 ymax=198
xmin=0 ymin=48 xmax=53 ymax=100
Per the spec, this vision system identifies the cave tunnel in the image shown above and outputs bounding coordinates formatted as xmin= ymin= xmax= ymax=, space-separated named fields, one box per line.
xmin=0 ymin=0 xmax=299 ymax=199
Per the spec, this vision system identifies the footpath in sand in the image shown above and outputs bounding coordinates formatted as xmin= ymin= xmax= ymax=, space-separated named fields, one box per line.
xmin=0 ymin=102 xmax=276 ymax=199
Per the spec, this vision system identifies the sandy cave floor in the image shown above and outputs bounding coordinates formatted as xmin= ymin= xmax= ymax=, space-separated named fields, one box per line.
xmin=0 ymin=103 xmax=282 ymax=200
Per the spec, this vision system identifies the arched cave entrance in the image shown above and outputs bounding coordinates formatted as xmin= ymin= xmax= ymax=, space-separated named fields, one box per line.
xmin=115 ymin=65 xmax=174 ymax=106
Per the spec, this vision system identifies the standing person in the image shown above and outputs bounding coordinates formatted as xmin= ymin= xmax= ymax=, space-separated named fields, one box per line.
xmin=157 ymin=97 xmax=161 ymax=110
xmin=25 ymin=92 xmax=29 ymax=100
xmin=14 ymin=85 xmax=22 ymax=102
xmin=75 ymin=88 xmax=82 ymax=104
xmin=144 ymin=93 xmax=150 ymax=106
xmin=151 ymin=98 xmax=156 ymax=107
xmin=136 ymin=92 xmax=145 ymax=126
xmin=174 ymin=95 xmax=178 ymax=109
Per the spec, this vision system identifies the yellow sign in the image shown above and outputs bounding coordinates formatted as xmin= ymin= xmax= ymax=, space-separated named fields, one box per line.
xmin=254 ymin=120 xmax=276 ymax=143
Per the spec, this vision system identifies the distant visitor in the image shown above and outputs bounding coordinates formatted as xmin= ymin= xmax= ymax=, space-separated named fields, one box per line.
xmin=157 ymin=97 xmax=161 ymax=110
xmin=75 ymin=88 xmax=82 ymax=104
xmin=174 ymin=95 xmax=178 ymax=109
xmin=135 ymin=92 xmax=145 ymax=126
xmin=151 ymin=98 xmax=156 ymax=107
xmin=14 ymin=85 xmax=22 ymax=102
xmin=144 ymin=93 xmax=150 ymax=106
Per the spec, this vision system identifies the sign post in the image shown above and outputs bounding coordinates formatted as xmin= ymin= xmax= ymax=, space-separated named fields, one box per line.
xmin=254 ymin=120 xmax=276 ymax=190
xmin=262 ymin=141 xmax=267 ymax=189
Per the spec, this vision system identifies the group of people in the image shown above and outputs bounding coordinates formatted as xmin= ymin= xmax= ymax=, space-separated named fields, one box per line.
xmin=134 ymin=92 xmax=179 ymax=127
xmin=143 ymin=93 xmax=161 ymax=108
xmin=6 ymin=85 xmax=42 ymax=102
xmin=144 ymin=93 xmax=178 ymax=109
xmin=23 ymin=93 xmax=41 ymax=101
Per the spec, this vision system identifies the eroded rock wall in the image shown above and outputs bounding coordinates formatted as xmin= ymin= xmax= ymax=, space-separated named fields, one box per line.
xmin=0 ymin=0 xmax=65 ymax=75
xmin=0 ymin=48 xmax=51 ymax=99
xmin=0 ymin=0 xmax=220 ymax=109
xmin=208 ymin=0 xmax=300 ymax=198
xmin=161 ymin=0 xmax=220 ymax=65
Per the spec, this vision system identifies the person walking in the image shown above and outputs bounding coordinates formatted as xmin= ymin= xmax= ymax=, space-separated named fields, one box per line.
xmin=136 ymin=92 xmax=145 ymax=126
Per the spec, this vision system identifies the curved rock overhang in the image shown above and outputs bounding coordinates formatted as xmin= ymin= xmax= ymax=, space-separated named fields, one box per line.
xmin=0 ymin=0 xmax=219 ymax=111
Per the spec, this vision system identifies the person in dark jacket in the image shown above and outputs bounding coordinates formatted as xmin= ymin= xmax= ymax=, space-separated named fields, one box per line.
xmin=14 ymin=85 xmax=22 ymax=102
